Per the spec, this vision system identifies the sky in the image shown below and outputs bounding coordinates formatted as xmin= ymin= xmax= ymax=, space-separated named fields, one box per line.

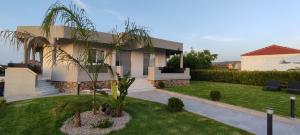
xmin=0 ymin=0 xmax=300 ymax=64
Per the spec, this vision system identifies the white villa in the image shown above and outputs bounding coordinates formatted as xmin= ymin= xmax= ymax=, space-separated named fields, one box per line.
xmin=241 ymin=45 xmax=300 ymax=71
xmin=4 ymin=26 xmax=190 ymax=101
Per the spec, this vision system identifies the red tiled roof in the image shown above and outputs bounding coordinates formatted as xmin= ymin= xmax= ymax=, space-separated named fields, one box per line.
xmin=241 ymin=45 xmax=300 ymax=56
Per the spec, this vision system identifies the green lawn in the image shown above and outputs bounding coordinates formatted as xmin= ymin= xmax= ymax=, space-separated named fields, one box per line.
xmin=0 ymin=95 xmax=252 ymax=135
xmin=166 ymin=81 xmax=300 ymax=117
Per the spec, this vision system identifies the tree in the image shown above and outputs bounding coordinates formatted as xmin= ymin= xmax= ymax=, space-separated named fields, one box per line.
xmin=167 ymin=49 xmax=218 ymax=69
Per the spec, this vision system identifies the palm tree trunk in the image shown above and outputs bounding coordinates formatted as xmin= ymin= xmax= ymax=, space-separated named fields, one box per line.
xmin=74 ymin=110 xmax=81 ymax=127
xmin=92 ymin=81 xmax=97 ymax=115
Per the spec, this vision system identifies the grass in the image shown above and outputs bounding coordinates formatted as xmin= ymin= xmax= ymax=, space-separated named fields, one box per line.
xmin=0 ymin=95 xmax=252 ymax=135
xmin=166 ymin=81 xmax=300 ymax=117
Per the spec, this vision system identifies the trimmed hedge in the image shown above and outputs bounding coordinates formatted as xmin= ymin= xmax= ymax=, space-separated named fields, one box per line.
xmin=191 ymin=70 xmax=300 ymax=86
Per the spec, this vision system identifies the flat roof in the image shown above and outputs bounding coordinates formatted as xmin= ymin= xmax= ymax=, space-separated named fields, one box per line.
xmin=17 ymin=26 xmax=183 ymax=51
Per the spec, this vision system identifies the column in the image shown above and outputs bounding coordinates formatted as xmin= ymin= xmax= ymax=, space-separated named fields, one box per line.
xmin=180 ymin=51 xmax=183 ymax=68
xmin=150 ymin=53 xmax=155 ymax=67
xmin=111 ymin=50 xmax=116 ymax=66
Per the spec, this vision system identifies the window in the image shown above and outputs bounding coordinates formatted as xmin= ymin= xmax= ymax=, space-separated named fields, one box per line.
xmin=88 ymin=49 xmax=104 ymax=63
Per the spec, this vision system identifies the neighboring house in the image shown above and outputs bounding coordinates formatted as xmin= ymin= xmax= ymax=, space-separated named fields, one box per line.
xmin=241 ymin=44 xmax=300 ymax=71
xmin=4 ymin=26 xmax=190 ymax=97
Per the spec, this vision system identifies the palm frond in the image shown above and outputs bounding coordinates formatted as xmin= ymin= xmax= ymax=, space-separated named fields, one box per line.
xmin=41 ymin=2 xmax=96 ymax=41
xmin=112 ymin=19 xmax=153 ymax=52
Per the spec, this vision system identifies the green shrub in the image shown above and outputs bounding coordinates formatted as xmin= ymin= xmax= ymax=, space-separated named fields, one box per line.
xmin=191 ymin=70 xmax=300 ymax=86
xmin=92 ymin=118 xmax=113 ymax=128
xmin=156 ymin=81 xmax=165 ymax=89
xmin=167 ymin=97 xmax=184 ymax=112
xmin=210 ymin=91 xmax=221 ymax=101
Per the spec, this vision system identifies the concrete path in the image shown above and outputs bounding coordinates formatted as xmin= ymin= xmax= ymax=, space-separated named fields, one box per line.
xmin=129 ymin=90 xmax=300 ymax=135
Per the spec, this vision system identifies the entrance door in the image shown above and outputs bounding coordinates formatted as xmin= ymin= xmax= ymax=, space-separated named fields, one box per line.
xmin=120 ymin=51 xmax=131 ymax=75
xmin=143 ymin=53 xmax=150 ymax=75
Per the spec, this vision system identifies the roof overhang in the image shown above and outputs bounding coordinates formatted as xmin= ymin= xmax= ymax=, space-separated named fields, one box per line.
xmin=17 ymin=26 xmax=183 ymax=51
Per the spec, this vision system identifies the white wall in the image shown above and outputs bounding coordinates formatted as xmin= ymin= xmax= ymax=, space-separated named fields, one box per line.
xmin=4 ymin=68 xmax=37 ymax=101
xmin=51 ymin=44 xmax=79 ymax=82
xmin=155 ymin=49 xmax=166 ymax=67
xmin=241 ymin=54 xmax=300 ymax=71
xmin=42 ymin=47 xmax=53 ymax=78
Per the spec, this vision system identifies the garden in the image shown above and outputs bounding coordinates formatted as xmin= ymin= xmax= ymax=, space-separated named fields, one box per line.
xmin=0 ymin=95 xmax=252 ymax=135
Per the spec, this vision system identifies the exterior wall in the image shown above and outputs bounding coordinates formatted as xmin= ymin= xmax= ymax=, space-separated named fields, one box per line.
xmin=42 ymin=47 xmax=54 ymax=78
xmin=50 ymin=43 xmax=117 ymax=82
xmin=51 ymin=43 xmax=79 ymax=82
xmin=155 ymin=49 xmax=166 ymax=67
xmin=130 ymin=50 xmax=144 ymax=77
xmin=4 ymin=68 xmax=37 ymax=100
xmin=241 ymin=54 xmax=300 ymax=71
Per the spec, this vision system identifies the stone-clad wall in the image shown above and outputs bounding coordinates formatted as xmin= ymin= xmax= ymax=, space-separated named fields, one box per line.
xmin=51 ymin=80 xmax=114 ymax=93
xmin=150 ymin=79 xmax=190 ymax=88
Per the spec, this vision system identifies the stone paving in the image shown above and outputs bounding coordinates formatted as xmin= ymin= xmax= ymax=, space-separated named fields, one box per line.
xmin=129 ymin=90 xmax=300 ymax=135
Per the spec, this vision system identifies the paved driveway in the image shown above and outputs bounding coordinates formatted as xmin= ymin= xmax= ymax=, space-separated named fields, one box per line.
xmin=129 ymin=90 xmax=300 ymax=135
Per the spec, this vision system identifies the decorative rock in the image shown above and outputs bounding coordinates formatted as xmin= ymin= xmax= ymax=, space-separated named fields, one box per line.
xmin=60 ymin=111 xmax=131 ymax=135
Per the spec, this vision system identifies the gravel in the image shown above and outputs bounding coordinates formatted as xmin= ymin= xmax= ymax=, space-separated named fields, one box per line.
xmin=60 ymin=111 xmax=131 ymax=135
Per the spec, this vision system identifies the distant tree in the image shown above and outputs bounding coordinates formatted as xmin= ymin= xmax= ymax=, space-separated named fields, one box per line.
xmin=167 ymin=49 xmax=218 ymax=69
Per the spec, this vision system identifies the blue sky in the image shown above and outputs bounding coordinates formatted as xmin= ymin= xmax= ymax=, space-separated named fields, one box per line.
xmin=1 ymin=0 xmax=300 ymax=64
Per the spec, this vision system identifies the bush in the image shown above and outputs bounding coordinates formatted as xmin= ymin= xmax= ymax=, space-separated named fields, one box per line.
xmin=167 ymin=97 xmax=184 ymax=112
xmin=159 ymin=67 xmax=185 ymax=73
xmin=156 ymin=81 xmax=165 ymax=89
xmin=210 ymin=91 xmax=221 ymax=101
xmin=92 ymin=118 xmax=113 ymax=128
xmin=191 ymin=70 xmax=300 ymax=86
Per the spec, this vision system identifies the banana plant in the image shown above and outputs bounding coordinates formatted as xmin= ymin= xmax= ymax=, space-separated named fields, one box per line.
xmin=111 ymin=72 xmax=135 ymax=117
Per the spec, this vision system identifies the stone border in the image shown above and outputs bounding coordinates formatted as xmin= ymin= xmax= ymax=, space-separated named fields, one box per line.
xmin=60 ymin=111 xmax=131 ymax=135
xmin=51 ymin=80 xmax=115 ymax=93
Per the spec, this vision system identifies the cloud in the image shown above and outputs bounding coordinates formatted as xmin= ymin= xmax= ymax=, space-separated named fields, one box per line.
xmin=198 ymin=35 xmax=243 ymax=42
xmin=184 ymin=35 xmax=244 ymax=47
xmin=71 ymin=0 xmax=89 ymax=11
xmin=101 ymin=9 xmax=126 ymax=21
xmin=70 ymin=0 xmax=126 ymax=21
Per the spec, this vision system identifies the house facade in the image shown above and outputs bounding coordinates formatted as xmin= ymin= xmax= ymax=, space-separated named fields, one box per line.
xmin=11 ymin=26 xmax=190 ymax=93
xmin=241 ymin=45 xmax=300 ymax=71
